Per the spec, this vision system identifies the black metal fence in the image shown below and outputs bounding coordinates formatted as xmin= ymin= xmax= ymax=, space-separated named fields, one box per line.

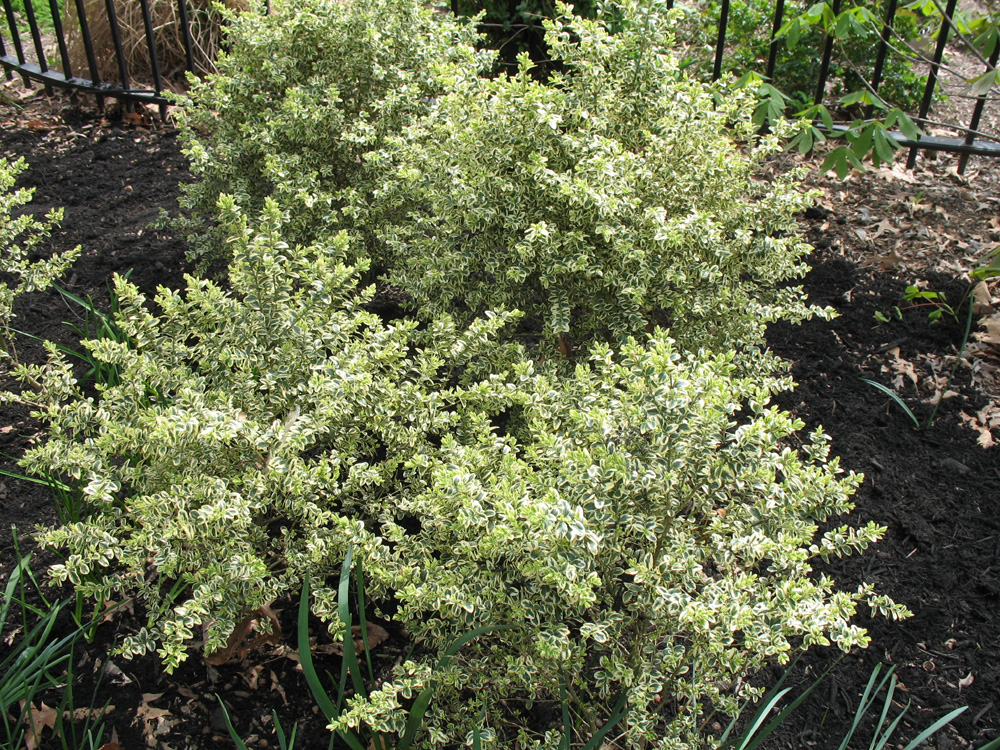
xmin=0 ymin=0 xmax=211 ymax=118
xmin=1 ymin=0 xmax=998 ymax=172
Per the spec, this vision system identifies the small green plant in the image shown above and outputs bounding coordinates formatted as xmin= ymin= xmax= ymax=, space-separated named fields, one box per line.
xmin=718 ymin=659 xmax=1000 ymax=750
xmin=0 ymin=157 xmax=80 ymax=373
xmin=690 ymin=0 xmax=926 ymax=110
xmin=0 ymin=534 xmax=109 ymax=749
xmin=863 ymin=267 xmax=993 ymax=430
xmin=7 ymin=0 xmax=56 ymax=30
xmin=902 ymin=285 xmax=957 ymax=324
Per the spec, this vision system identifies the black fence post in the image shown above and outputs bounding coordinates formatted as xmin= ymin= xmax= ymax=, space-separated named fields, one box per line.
xmin=869 ymin=0 xmax=899 ymax=100
xmin=813 ymin=0 xmax=843 ymax=105
xmin=20 ymin=0 xmax=53 ymax=94
xmin=103 ymin=0 xmax=132 ymax=98
xmin=712 ymin=0 xmax=729 ymax=81
xmin=176 ymin=0 xmax=195 ymax=74
xmin=47 ymin=0 xmax=74 ymax=81
xmin=0 ymin=0 xmax=30 ymax=86
xmin=765 ymin=0 xmax=786 ymax=82
xmin=137 ymin=0 xmax=167 ymax=118
xmin=73 ymin=0 xmax=105 ymax=111
xmin=906 ymin=0 xmax=959 ymax=169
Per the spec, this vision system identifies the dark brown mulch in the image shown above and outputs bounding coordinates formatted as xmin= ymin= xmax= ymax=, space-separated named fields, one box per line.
xmin=1 ymin=95 xmax=998 ymax=750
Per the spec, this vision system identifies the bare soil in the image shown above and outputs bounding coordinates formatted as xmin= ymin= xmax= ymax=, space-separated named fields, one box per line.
xmin=1 ymin=92 xmax=998 ymax=750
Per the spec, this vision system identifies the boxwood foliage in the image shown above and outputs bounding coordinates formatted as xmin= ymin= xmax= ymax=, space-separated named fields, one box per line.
xmin=25 ymin=198 xmax=906 ymax=748
xmin=0 ymin=157 xmax=79 ymax=361
xmin=172 ymin=0 xmax=489 ymax=266
xmin=369 ymin=0 xmax=826 ymax=362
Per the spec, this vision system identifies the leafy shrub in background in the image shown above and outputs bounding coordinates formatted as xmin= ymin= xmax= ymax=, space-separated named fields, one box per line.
xmin=685 ymin=0 xmax=925 ymax=110
xmin=370 ymin=1 xmax=825 ymax=364
xmin=173 ymin=0 xmax=488 ymax=266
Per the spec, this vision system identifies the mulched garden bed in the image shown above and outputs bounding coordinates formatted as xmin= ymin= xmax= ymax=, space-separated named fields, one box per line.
xmin=1 ymin=94 xmax=998 ymax=750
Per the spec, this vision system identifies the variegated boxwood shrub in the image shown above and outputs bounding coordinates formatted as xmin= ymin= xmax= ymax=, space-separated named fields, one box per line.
xmin=172 ymin=0 xmax=489 ymax=266
xmin=369 ymin=1 xmax=827 ymax=364
xmin=24 ymin=198 xmax=907 ymax=748
xmin=21 ymin=1 xmax=910 ymax=747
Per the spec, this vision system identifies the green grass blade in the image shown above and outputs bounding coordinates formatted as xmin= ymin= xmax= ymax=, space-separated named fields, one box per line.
xmin=975 ymin=737 xmax=1000 ymax=750
xmin=870 ymin=705 xmax=908 ymax=750
xmin=337 ymin=545 xmax=367 ymax=706
xmin=838 ymin=665 xmax=896 ymax=750
xmin=560 ymin=681 xmax=572 ymax=750
xmin=215 ymin=697 xmax=249 ymax=750
xmin=297 ymin=575 xmax=338 ymax=722
xmin=581 ymin=692 xmax=630 ymax=750
xmin=737 ymin=657 xmax=844 ymax=750
xmin=297 ymin=573 xmax=366 ymax=750
xmin=0 ymin=552 xmax=28 ymax=630
xmin=271 ymin=709 xmax=296 ymax=750
xmin=860 ymin=378 xmax=920 ymax=427
xmin=900 ymin=707 xmax=966 ymax=750
xmin=869 ymin=675 xmax=901 ymax=750
xmin=733 ymin=688 xmax=793 ymax=750
xmin=0 ymin=466 xmax=72 ymax=493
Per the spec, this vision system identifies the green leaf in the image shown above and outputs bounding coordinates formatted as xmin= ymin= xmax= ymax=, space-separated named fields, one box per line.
xmin=965 ymin=70 xmax=1000 ymax=98
xmin=900 ymin=707 xmax=966 ymax=750
xmin=790 ymin=128 xmax=815 ymax=154
xmin=859 ymin=378 xmax=920 ymax=428
xmin=788 ymin=17 xmax=802 ymax=48
xmin=887 ymin=109 xmax=922 ymax=140
xmin=973 ymin=27 xmax=999 ymax=58
xmin=872 ymin=126 xmax=898 ymax=166
xmin=835 ymin=12 xmax=852 ymax=39
xmin=851 ymin=124 xmax=875 ymax=159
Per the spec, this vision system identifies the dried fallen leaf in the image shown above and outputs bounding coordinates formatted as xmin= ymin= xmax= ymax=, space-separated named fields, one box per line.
xmin=869 ymin=218 xmax=901 ymax=240
xmin=975 ymin=312 xmax=1000 ymax=347
xmin=972 ymin=280 xmax=995 ymax=316
xmin=870 ymin=248 xmax=905 ymax=270
xmin=270 ymin=668 xmax=288 ymax=705
xmin=960 ymin=411 xmax=995 ymax=449
xmin=888 ymin=347 xmax=919 ymax=388
xmin=203 ymin=602 xmax=283 ymax=666
xmin=71 ymin=705 xmax=114 ymax=722
xmin=21 ymin=701 xmax=58 ymax=750
xmin=135 ymin=694 xmax=173 ymax=742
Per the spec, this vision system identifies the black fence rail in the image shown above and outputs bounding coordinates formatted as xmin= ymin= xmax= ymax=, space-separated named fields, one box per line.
xmin=1 ymin=0 xmax=998 ymax=173
xmin=2 ymin=0 xmax=184 ymax=116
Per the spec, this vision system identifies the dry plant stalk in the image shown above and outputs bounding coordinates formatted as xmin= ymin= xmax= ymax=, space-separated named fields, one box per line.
xmin=64 ymin=0 xmax=248 ymax=89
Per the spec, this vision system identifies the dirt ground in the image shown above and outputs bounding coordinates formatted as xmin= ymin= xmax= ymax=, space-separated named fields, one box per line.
xmin=0 ymin=90 xmax=999 ymax=750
